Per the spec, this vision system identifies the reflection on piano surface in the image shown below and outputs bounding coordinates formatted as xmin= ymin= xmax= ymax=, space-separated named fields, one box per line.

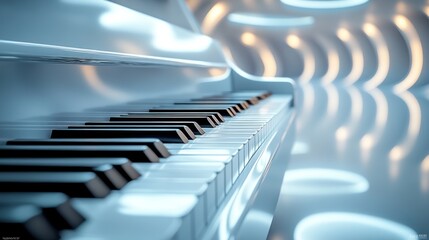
xmin=0 ymin=1 xmax=294 ymax=239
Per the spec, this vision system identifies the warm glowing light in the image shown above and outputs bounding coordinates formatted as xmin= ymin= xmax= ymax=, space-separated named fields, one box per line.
xmin=362 ymin=23 xmax=376 ymax=36
xmin=360 ymin=134 xmax=374 ymax=149
xmin=422 ymin=155 xmax=429 ymax=172
xmin=425 ymin=6 xmax=429 ymax=17
xmin=286 ymin=34 xmax=301 ymax=48
xmin=389 ymin=146 xmax=404 ymax=162
xmin=389 ymin=92 xmax=422 ymax=162
xmin=228 ymin=13 xmax=314 ymax=27
xmin=372 ymin=88 xmax=389 ymax=127
xmin=393 ymin=15 xmax=408 ymax=29
xmin=259 ymin=44 xmax=278 ymax=77
xmin=80 ymin=66 xmax=127 ymax=99
xmin=294 ymin=212 xmax=418 ymax=240
xmin=339 ymin=30 xmax=364 ymax=85
xmin=421 ymin=155 xmax=429 ymax=193
xmin=360 ymin=89 xmax=389 ymax=153
xmin=209 ymin=68 xmax=226 ymax=76
xmin=298 ymin=41 xmax=316 ymax=83
xmin=336 ymin=127 xmax=349 ymax=141
xmin=187 ymin=0 xmax=200 ymax=11
xmin=115 ymin=40 xmax=144 ymax=55
xmin=336 ymin=87 xmax=363 ymax=146
xmin=222 ymin=46 xmax=233 ymax=60
xmin=337 ymin=28 xmax=351 ymax=42
xmin=281 ymin=0 xmax=369 ymax=9
xmin=241 ymin=32 xmax=278 ymax=77
xmin=241 ymin=32 xmax=256 ymax=46
xmin=282 ymin=169 xmax=369 ymax=195
xmin=393 ymin=15 xmax=423 ymax=93
xmin=363 ymin=23 xmax=390 ymax=90
xmin=319 ymin=37 xmax=340 ymax=85
xmin=202 ymin=2 xmax=228 ymax=34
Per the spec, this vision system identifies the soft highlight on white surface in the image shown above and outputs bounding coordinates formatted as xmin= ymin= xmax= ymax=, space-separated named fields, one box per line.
xmin=228 ymin=13 xmax=314 ymax=27
xmin=282 ymin=168 xmax=369 ymax=195
xmin=294 ymin=212 xmax=418 ymax=240
xmin=281 ymin=0 xmax=369 ymax=9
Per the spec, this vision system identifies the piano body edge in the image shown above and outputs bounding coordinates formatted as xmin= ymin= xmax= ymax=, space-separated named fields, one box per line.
xmin=203 ymin=105 xmax=295 ymax=240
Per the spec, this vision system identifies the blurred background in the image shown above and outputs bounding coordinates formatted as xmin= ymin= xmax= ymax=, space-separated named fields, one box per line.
xmin=186 ymin=0 xmax=429 ymax=239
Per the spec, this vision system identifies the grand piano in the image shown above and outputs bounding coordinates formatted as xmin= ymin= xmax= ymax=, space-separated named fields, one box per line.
xmin=0 ymin=1 xmax=295 ymax=239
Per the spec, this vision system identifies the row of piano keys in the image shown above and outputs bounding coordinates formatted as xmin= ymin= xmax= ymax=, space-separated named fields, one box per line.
xmin=0 ymin=91 xmax=286 ymax=240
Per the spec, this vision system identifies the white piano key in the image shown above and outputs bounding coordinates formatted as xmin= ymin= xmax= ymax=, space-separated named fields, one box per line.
xmin=163 ymin=155 xmax=234 ymax=192
xmin=140 ymin=171 xmax=218 ymax=222
xmin=205 ymin=129 xmax=260 ymax=149
xmin=133 ymin=162 xmax=226 ymax=209
xmin=122 ymin=179 xmax=208 ymax=238
xmin=168 ymin=149 xmax=242 ymax=184
xmin=166 ymin=144 xmax=247 ymax=173
xmin=67 ymin=192 xmax=197 ymax=240
xmin=191 ymin=138 xmax=250 ymax=162
xmin=196 ymin=135 xmax=256 ymax=155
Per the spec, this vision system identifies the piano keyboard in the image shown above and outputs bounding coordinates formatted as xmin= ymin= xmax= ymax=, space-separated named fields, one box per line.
xmin=0 ymin=91 xmax=292 ymax=240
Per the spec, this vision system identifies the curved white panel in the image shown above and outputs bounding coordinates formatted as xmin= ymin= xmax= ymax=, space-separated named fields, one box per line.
xmin=228 ymin=13 xmax=314 ymax=27
xmin=280 ymin=0 xmax=369 ymax=9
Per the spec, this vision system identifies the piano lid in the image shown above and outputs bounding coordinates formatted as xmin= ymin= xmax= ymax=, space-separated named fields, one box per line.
xmin=0 ymin=0 xmax=227 ymax=68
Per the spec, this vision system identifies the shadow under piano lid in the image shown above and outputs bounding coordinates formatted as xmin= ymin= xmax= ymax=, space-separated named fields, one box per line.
xmin=0 ymin=1 xmax=295 ymax=240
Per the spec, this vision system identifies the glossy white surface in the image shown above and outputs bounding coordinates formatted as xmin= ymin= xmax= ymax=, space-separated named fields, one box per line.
xmin=227 ymin=13 xmax=314 ymax=27
xmin=280 ymin=0 xmax=369 ymax=9
xmin=269 ymin=83 xmax=429 ymax=240
xmin=294 ymin=212 xmax=418 ymax=240
xmin=282 ymin=168 xmax=369 ymax=195
xmin=0 ymin=0 xmax=226 ymax=67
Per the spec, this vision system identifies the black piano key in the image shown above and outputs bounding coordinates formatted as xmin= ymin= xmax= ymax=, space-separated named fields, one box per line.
xmin=149 ymin=107 xmax=236 ymax=117
xmin=125 ymin=112 xmax=224 ymax=124
xmin=0 ymin=205 xmax=59 ymax=239
xmin=51 ymin=128 xmax=189 ymax=144
xmin=198 ymin=97 xmax=259 ymax=105
xmin=8 ymin=138 xmax=171 ymax=158
xmin=0 ymin=145 xmax=159 ymax=163
xmin=189 ymin=100 xmax=249 ymax=109
xmin=0 ymin=172 xmax=110 ymax=198
xmin=0 ymin=192 xmax=85 ymax=230
xmin=91 ymin=165 xmax=128 ymax=190
xmin=226 ymin=91 xmax=271 ymax=99
xmin=110 ymin=116 xmax=217 ymax=128
xmin=173 ymin=102 xmax=243 ymax=112
xmin=0 ymin=158 xmax=140 ymax=181
xmin=68 ymin=125 xmax=196 ymax=140
xmin=85 ymin=121 xmax=205 ymax=135
xmin=0 ymin=160 xmax=127 ymax=190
